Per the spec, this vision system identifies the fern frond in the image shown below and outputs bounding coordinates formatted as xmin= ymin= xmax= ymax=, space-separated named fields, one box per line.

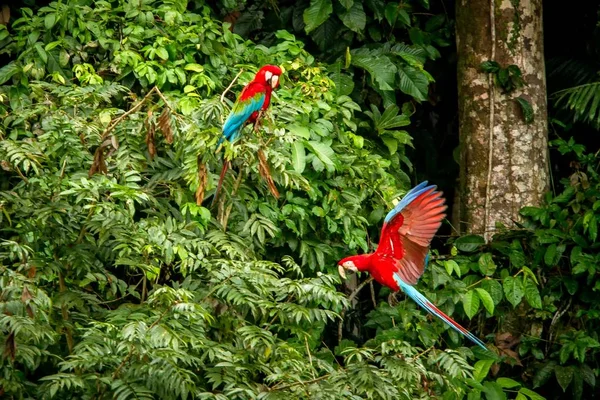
xmin=552 ymin=81 xmax=600 ymax=127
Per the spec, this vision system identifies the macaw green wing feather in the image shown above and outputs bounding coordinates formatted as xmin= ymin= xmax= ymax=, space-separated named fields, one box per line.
xmin=219 ymin=90 xmax=266 ymax=146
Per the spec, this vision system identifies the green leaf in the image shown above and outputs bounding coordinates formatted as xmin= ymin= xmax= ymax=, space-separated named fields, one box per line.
xmin=303 ymin=0 xmax=333 ymax=33
xmin=339 ymin=0 xmax=354 ymax=8
xmin=524 ymin=279 xmax=542 ymax=309
xmin=288 ymin=124 xmax=311 ymax=139
xmin=397 ymin=9 xmax=411 ymax=26
xmin=519 ymin=387 xmax=546 ymax=400
xmin=478 ymin=253 xmax=496 ymax=276
xmin=184 ymin=63 xmax=204 ymax=72
xmin=444 ymin=260 xmax=461 ymax=277
xmin=382 ymin=136 xmax=398 ymax=155
xmin=454 ymin=235 xmax=485 ymax=252
xmin=45 ymin=13 xmax=57 ymax=30
xmin=0 ymin=62 xmax=20 ymax=85
xmin=340 ymin=2 xmax=366 ymax=33
xmin=384 ymin=3 xmax=399 ymax=25
xmin=462 ymin=290 xmax=480 ymax=319
xmin=306 ymin=141 xmax=335 ymax=171
xmin=330 ymin=68 xmax=355 ymax=96
xmin=351 ymin=50 xmax=397 ymax=91
xmin=480 ymin=60 xmax=500 ymax=73
xmin=516 ymin=96 xmax=534 ymax=124
xmin=503 ymin=276 xmax=524 ymax=308
xmin=482 ymin=382 xmax=506 ymax=400
xmin=35 ymin=43 xmax=48 ymax=64
xmin=475 ymin=288 xmax=494 ymax=314
xmin=481 ymin=279 xmax=503 ymax=305
xmin=496 ymin=377 xmax=521 ymax=389
xmin=555 ymin=365 xmax=574 ymax=392
xmin=156 ymin=47 xmax=169 ymax=60
xmin=544 ymin=243 xmax=560 ymax=266
xmin=291 ymin=142 xmax=306 ymax=174
xmin=473 ymin=359 xmax=494 ymax=382
xmin=397 ymin=64 xmax=429 ymax=101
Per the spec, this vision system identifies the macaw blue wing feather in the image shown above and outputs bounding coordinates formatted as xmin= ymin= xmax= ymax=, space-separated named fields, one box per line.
xmin=218 ymin=91 xmax=266 ymax=147
xmin=384 ymin=181 xmax=435 ymax=224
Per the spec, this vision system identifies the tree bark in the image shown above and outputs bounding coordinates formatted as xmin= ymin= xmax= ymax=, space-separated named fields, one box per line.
xmin=456 ymin=0 xmax=549 ymax=240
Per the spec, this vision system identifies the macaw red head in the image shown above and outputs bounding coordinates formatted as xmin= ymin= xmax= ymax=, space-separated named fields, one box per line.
xmin=337 ymin=254 xmax=371 ymax=279
xmin=255 ymin=65 xmax=282 ymax=89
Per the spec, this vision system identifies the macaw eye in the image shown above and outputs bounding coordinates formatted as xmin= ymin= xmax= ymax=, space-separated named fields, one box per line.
xmin=265 ymin=71 xmax=273 ymax=81
xmin=343 ymin=261 xmax=355 ymax=268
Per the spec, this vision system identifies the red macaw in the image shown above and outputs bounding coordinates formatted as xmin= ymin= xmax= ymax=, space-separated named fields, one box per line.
xmin=338 ymin=181 xmax=487 ymax=350
xmin=212 ymin=65 xmax=283 ymax=205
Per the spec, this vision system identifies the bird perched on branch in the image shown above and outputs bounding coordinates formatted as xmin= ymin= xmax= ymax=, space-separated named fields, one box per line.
xmin=212 ymin=65 xmax=283 ymax=205
xmin=338 ymin=181 xmax=487 ymax=350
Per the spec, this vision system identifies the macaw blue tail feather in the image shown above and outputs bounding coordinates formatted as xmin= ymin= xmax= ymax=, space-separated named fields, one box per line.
xmin=394 ymin=273 xmax=487 ymax=350
xmin=216 ymin=135 xmax=225 ymax=149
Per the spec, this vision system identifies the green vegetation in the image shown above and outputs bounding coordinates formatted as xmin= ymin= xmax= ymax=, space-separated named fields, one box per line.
xmin=0 ymin=0 xmax=598 ymax=399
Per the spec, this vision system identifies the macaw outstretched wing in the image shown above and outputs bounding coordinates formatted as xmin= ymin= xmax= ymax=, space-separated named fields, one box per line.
xmin=377 ymin=181 xmax=446 ymax=285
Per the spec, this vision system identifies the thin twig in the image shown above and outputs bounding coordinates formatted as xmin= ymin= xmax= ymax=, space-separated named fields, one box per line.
xmin=153 ymin=87 xmax=175 ymax=112
xmin=413 ymin=345 xmax=435 ymax=360
xmin=369 ymin=280 xmax=377 ymax=308
xmin=112 ymin=346 xmax=134 ymax=379
xmin=305 ymin=336 xmax=316 ymax=379
xmin=149 ymin=303 xmax=174 ymax=330
xmin=220 ymin=69 xmax=245 ymax=105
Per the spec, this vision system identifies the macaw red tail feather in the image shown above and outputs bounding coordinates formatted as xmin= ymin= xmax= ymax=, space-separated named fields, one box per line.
xmin=394 ymin=273 xmax=487 ymax=350
xmin=211 ymin=161 xmax=230 ymax=207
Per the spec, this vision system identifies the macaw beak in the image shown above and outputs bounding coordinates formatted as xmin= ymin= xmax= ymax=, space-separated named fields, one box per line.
xmin=338 ymin=264 xmax=357 ymax=280
xmin=270 ymin=75 xmax=279 ymax=89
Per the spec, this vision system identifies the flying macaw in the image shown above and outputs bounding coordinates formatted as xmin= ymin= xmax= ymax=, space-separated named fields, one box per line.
xmin=337 ymin=181 xmax=487 ymax=350
xmin=212 ymin=65 xmax=283 ymax=205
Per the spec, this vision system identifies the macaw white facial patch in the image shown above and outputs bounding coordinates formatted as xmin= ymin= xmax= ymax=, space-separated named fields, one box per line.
xmin=265 ymin=71 xmax=273 ymax=81
xmin=270 ymin=75 xmax=279 ymax=88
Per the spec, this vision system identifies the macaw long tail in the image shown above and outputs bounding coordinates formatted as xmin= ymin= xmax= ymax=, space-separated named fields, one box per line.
xmin=211 ymin=161 xmax=230 ymax=207
xmin=395 ymin=274 xmax=487 ymax=350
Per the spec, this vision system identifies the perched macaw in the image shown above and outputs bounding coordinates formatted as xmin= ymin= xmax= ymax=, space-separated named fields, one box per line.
xmin=212 ymin=65 xmax=283 ymax=205
xmin=338 ymin=181 xmax=487 ymax=350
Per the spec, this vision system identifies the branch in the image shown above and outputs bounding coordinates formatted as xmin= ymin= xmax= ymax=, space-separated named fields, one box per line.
xmin=348 ymin=276 xmax=374 ymax=303
xmin=220 ymin=69 xmax=245 ymax=105
xmin=338 ymin=277 xmax=374 ymax=342
xmin=101 ymin=87 xmax=158 ymax=141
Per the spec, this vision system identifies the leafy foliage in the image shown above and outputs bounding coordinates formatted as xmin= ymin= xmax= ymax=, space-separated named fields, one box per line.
xmin=0 ymin=1 xmax=483 ymax=399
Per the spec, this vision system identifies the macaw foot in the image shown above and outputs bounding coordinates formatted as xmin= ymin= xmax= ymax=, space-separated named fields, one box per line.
xmin=253 ymin=119 xmax=262 ymax=132
xmin=253 ymin=110 xmax=264 ymax=132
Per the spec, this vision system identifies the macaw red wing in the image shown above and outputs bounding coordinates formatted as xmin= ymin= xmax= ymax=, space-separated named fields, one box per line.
xmin=377 ymin=181 xmax=447 ymax=285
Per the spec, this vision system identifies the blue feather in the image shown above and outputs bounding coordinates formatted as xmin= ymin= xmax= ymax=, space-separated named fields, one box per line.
xmin=384 ymin=181 xmax=436 ymax=224
xmin=394 ymin=273 xmax=487 ymax=350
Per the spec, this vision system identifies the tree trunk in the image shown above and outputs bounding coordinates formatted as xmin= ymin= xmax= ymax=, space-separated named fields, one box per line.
xmin=456 ymin=0 xmax=549 ymax=240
